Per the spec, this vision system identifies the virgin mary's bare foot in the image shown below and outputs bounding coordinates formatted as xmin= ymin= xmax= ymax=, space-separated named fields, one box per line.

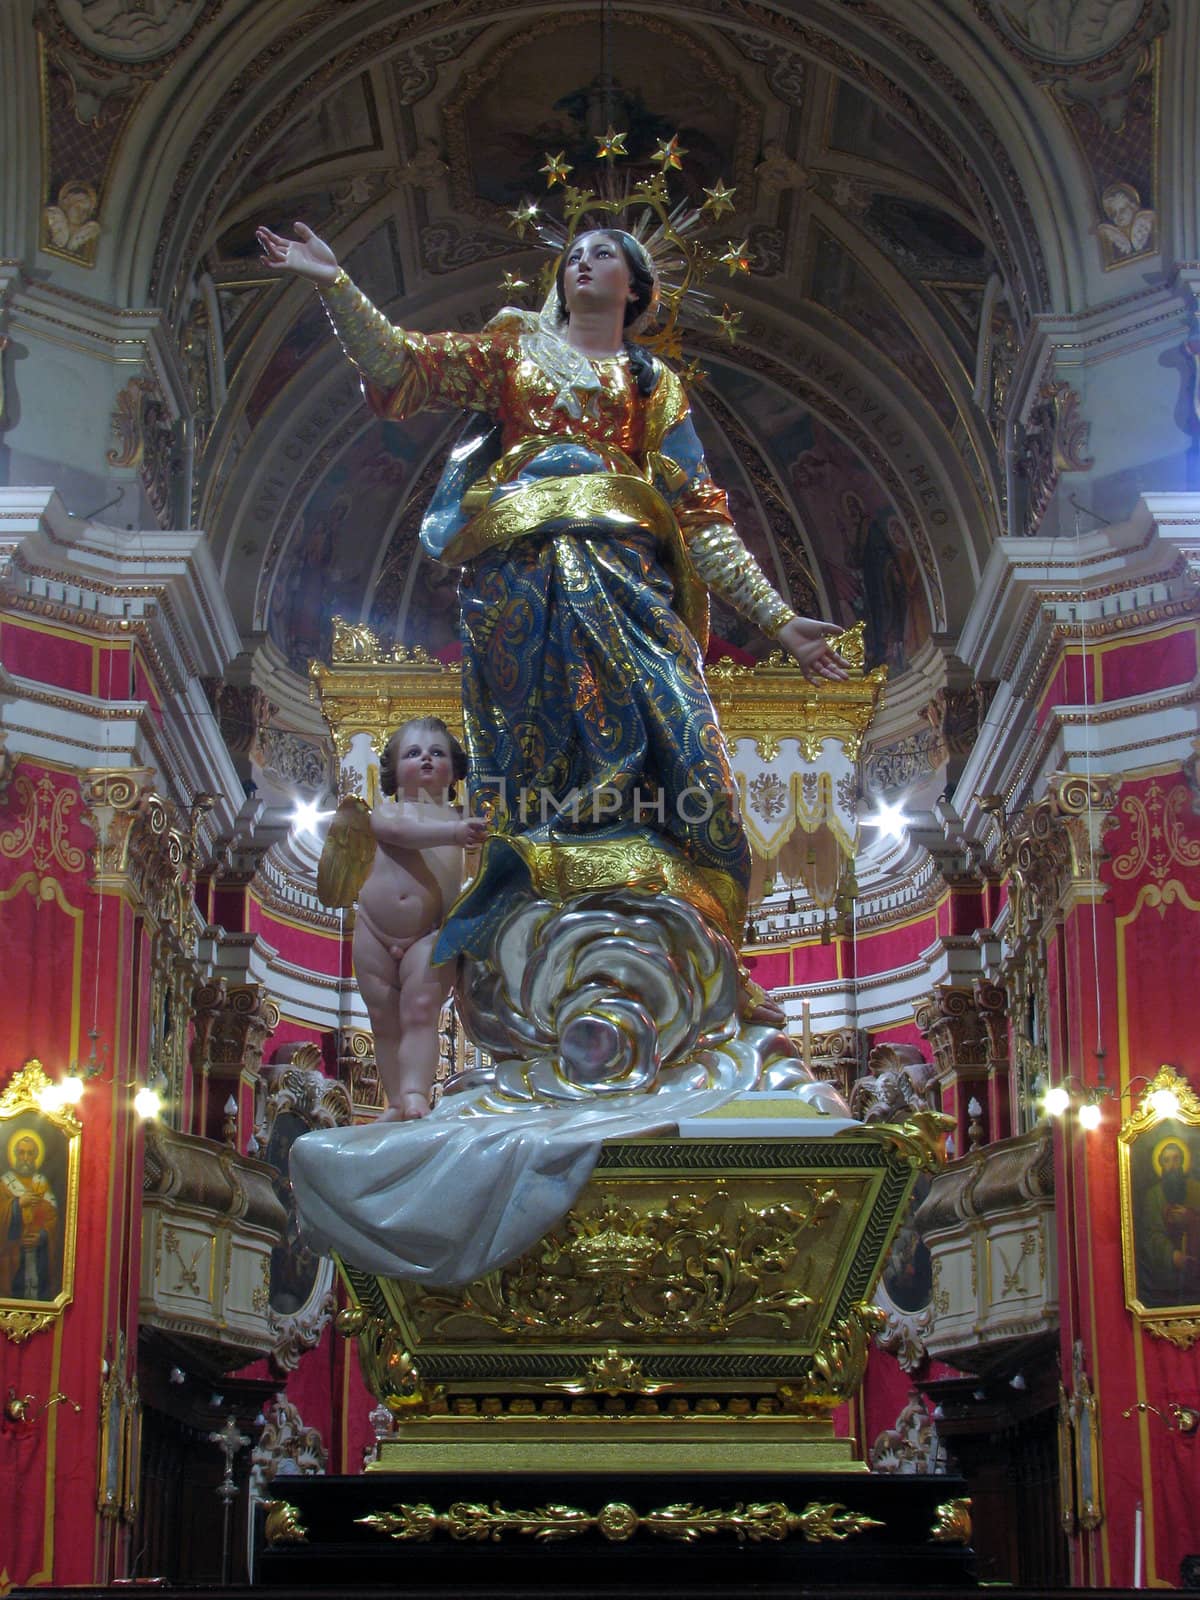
xmin=378 ymin=1091 xmax=431 ymax=1121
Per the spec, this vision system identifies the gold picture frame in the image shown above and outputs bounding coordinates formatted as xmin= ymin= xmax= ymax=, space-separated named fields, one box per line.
xmin=0 ymin=1060 xmax=81 ymax=1342
xmin=1117 ymin=1066 xmax=1200 ymax=1349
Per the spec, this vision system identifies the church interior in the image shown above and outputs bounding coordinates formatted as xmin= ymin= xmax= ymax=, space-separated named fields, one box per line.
xmin=2 ymin=0 xmax=1199 ymax=1591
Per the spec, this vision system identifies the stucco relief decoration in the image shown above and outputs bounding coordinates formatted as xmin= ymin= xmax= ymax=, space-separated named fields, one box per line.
xmin=975 ymin=2 xmax=1164 ymax=269
xmin=37 ymin=1 xmax=221 ymax=265
xmin=106 ymin=374 xmax=178 ymax=526
xmin=44 ymin=182 xmax=102 ymax=258
xmin=51 ymin=0 xmax=210 ymax=63
xmin=1096 ymin=181 xmax=1155 ymax=265
xmin=1017 ymin=380 xmax=1093 ymax=535
xmin=983 ymin=1 xmax=1149 ymax=64
xmin=256 ymin=729 xmax=332 ymax=798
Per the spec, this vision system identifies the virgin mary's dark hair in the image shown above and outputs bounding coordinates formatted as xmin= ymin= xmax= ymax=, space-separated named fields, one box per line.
xmin=380 ymin=717 xmax=468 ymax=795
xmin=555 ymin=230 xmax=659 ymax=397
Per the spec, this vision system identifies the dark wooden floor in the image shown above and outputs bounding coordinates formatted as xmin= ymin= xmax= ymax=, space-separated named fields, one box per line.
xmin=7 ymin=1588 xmax=1155 ymax=1598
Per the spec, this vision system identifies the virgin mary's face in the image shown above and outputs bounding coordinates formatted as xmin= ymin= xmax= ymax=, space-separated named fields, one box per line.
xmin=562 ymin=233 xmax=633 ymax=318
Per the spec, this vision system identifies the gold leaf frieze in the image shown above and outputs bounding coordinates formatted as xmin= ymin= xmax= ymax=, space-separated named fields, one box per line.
xmin=357 ymin=1497 xmax=885 ymax=1545
xmin=405 ymin=1187 xmax=845 ymax=1343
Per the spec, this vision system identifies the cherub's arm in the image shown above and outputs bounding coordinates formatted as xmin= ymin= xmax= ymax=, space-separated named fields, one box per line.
xmin=370 ymin=805 xmax=487 ymax=851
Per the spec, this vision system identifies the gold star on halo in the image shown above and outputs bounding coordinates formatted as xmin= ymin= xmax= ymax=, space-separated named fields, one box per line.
xmin=500 ymin=272 xmax=531 ymax=294
xmin=507 ymin=198 xmax=540 ymax=238
xmin=652 ymin=133 xmax=687 ymax=171
xmin=679 ymin=357 xmax=708 ymax=385
xmin=719 ymin=238 xmax=752 ymax=276
xmin=714 ymin=305 xmax=743 ymax=343
xmin=539 ymin=151 xmax=573 ymax=187
xmin=701 ymin=179 xmax=737 ymax=219
xmin=595 ymin=125 xmax=629 ymax=160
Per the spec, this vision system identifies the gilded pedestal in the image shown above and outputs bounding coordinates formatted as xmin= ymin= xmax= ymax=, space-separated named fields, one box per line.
xmin=335 ymin=1101 xmax=944 ymax=1475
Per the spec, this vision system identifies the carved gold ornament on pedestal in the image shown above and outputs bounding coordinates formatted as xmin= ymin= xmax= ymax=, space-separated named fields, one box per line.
xmin=356 ymin=1496 xmax=886 ymax=1545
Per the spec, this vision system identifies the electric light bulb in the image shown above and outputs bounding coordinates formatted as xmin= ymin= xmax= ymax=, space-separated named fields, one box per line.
xmin=1043 ymin=1085 xmax=1070 ymax=1117
xmin=1078 ymin=1101 xmax=1102 ymax=1131
xmin=59 ymin=1074 xmax=85 ymax=1104
xmin=863 ymin=800 xmax=909 ymax=841
xmin=1148 ymin=1087 xmax=1180 ymax=1120
xmin=289 ymin=797 xmax=326 ymax=838
xmin=36 ymin=1082 xmax=66 ymax=1113
xmin=133 ymin=1086 xmax=163 ymax=1120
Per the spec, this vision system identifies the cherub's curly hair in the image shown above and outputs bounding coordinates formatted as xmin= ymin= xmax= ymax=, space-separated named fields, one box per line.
xmin=380 ymin=717 xmax=467 ymax=796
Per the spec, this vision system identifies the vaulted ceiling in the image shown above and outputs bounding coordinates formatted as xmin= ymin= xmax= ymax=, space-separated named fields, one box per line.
xmin=86 ymin=0 xmax=1149 ymax=687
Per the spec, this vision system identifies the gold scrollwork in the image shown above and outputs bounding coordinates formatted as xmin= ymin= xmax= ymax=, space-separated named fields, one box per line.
xmin=930 ymin=1497 xmax=972 ymax=1545
xmin=1142 ymin=1317 xmax=1200 ymax=1350
xmin=358 ymin=1497 xmax=884 ymax=1545
xmin=262 ymin=1499 xmax=309 ymax=1546
xmin=556 ymin=1349 xmax=667 ymax=1395
xmin=405 ymin=1189 xmax=835 ymax=1344
xmin=0 ymin=1308 xmax=56 ymax=1342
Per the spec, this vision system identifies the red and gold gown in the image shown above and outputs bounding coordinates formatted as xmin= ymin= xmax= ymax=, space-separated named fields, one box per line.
xmin=320 ymin=272 xmax=800 ymax=958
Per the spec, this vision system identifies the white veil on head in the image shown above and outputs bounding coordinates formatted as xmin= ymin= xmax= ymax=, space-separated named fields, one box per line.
xmin=483 ymin=228 xmax=660 ymax=419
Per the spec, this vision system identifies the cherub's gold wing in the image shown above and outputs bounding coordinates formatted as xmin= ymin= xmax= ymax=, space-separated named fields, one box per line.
xmin=316 ymin=796 xmax=376 ymax=908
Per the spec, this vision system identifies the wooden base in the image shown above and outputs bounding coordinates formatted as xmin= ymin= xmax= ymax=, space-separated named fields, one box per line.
xmin=253 ymin=1469 xmax=976 ymax=1591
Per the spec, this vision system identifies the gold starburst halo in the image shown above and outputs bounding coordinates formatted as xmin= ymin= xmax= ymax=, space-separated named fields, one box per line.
xmin=702 ymin=179 xmax=737 ymax=219
xmin=507 ymin=198 xmax=540 ymax=239
xmin=496 ymin=134 xmax=751 ymax=362
xmin=539 ymin=151 xmax=573 ymax=186
xmin=595 ymin=125 xmax=629 ymax=160
xmin=714 ymin=304 xmax=743 ymax=343
xmin=652 ymin=134 xmax=687 ymax=171
xmin=719 ymin=238 xmax=753 ymax=276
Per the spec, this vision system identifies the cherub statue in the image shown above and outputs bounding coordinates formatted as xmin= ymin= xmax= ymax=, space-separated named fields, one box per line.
xmin=1097 ymin=181 xmax=1155 ymax=260
xmin=318 ymin=718 xmax=486 ymax=1120
xmin=44 ymin=181 xmax=101 ymax=254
